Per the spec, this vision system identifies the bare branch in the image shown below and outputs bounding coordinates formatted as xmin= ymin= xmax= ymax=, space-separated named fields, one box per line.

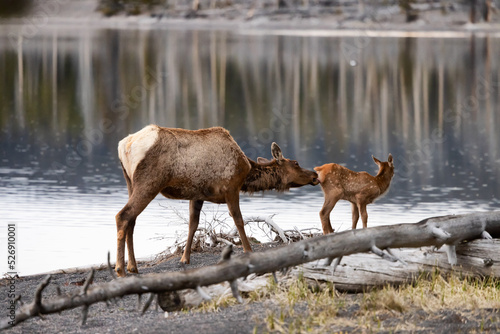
xmin=220 ymin=245 xmax=233 ymax=262
xmin=14 ymin=295 xmax=23 ymax=307
xmin=229 ymin=280 xmax=243 ymax=303
xmin=331 ymin=256 xmax=342 ymax=272
xmin=35 ymin=275 xmax=51 ymax=312
xmin=81 ymin=305 xmax=89 ymax=326
xmin=431 ymin=226 xmax=451 ymax=241
xmin=107 ymin=251 xmax=117 ymax=280
xmin=141 ymin=293 xmax=156 ymax=315
xmin=386 ymin=248 xmax=407 ymax=265
xmin=444 ymin=244 xmax=457 ymax=265
xmin=482 ymin=231 xmax=493 ymax=239
xmin=244 ymin=215 xmax=288 ymax=243
xmin=81 ymin=269 xmax=94 ymax=295
xmin=196 ymin=286 xmax=211 ymax=301
xmin=371 ymin=245 xmax=398 ymax=262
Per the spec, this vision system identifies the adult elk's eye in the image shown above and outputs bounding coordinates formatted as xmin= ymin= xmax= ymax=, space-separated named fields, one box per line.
xmin=294 ymin=161 xmax=299 ymax=167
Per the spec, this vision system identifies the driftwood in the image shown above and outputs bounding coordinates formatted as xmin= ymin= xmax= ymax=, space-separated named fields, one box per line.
xmin=296 ymin=239 xmax=500 ymax=292
xmin=2 ymin=211 xmax=500 ymax=329
xmin=167 ymin=214 xmax=321 ymax=255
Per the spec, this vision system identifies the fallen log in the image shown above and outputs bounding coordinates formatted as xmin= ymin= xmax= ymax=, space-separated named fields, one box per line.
xmin=2 ymin=211 xmax=499 ymax=329
xmin=296 ymin=239 xmax=500 ymax=292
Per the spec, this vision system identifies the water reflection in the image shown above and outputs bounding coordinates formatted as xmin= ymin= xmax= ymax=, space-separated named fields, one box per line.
xmin=1 ymin=29 xmax=499 ymax=200
xmin=1 ymin=27 xmax=499 ymax=274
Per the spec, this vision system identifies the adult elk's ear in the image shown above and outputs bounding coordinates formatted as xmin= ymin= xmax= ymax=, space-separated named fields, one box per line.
xmin=257 ymin=157 xmax=271 ymax=164
xmin=271 ymin=142 xmax=284 ymax=165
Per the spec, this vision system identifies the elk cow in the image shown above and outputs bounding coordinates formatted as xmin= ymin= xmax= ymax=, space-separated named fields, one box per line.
xmin=115 ymin=125 xmax=319 ymax=277
xmin=314 ymin=154 xmax=394 ymax=234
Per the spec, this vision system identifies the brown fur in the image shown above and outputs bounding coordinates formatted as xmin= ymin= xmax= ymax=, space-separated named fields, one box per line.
xmin=242 ymin=156 xmax=317 ymax=193
xmin=314 ymin=154 xmax=394 ymax=234
xmin=115 ymin=125 xmax=318 ymax=277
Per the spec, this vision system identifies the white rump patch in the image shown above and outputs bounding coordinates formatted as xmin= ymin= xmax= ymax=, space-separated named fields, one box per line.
xmin=118 ymin=125 xmax=159 ymax=180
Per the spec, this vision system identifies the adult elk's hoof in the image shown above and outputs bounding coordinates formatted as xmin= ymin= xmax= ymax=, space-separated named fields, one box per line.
xmin=115 ymin=267 xmax=126 ymax=277
xmin=127 ymin=265 xmax=139 ymax=274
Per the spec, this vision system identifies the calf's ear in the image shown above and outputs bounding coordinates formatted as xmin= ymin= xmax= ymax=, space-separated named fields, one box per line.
xmin=271 ymin=142 xmax=284 ymax=165
xmin=257 ymin=157 xmax=271 ymax=164
xmin=372 ymin=155 xmax=382 ymax=165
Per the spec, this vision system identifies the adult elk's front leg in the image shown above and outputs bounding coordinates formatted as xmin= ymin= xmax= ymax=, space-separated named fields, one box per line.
xmin=180 ymin=200 xmax=204 ymax=264
xmin=226 ymin=192 xmax=252 ymax=252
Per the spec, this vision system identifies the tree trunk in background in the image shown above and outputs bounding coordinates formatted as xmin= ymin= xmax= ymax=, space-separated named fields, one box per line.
xmin=192 ymin=0 xmax=200 ymax=10
xmin=470 ymin=0 xmax=477 ymax=23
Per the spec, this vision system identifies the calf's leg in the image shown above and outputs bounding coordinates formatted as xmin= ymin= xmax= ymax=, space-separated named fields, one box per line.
xmin=351 ymin=202 xmax=360 ymax=229
xmin=357 ymin=202 xmax=369 ymax=229
xmin=319 ymin=190 xmax=342 ymax=234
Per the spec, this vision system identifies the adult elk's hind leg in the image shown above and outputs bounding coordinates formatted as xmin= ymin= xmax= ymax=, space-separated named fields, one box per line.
xmin=180 ymin=200 xmax=204 ymax=264
xmin=226 ymin=191 xmax=252 ymax=252
xmin=118 ymin=164 xmax=139 ymax=274
xmin=115 ymin=187 xmax=159 ymax=277
xmin=125 ymin=218 xmax=138 ymax=273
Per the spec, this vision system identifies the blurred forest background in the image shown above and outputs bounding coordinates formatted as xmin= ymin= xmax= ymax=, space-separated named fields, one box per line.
xmin=0 ymin=0 xmax=497 ymax=24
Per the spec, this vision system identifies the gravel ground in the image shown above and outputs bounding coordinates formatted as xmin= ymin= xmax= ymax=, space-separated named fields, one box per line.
xmin=0 ymin=246 xmax=270 ymax=334
xmin=2 ymin=243 xmax=500 ymax=333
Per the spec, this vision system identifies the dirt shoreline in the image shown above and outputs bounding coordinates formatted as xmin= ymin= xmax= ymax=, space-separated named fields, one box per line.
xmin=2 ymin=243 xmax=500 ymax=333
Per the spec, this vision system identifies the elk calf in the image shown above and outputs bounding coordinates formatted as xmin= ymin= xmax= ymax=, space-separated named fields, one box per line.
xmin=115 ymin=125 xmax=318 ymax=277
xmin=314 ymin=154 xmax=394 ymax=233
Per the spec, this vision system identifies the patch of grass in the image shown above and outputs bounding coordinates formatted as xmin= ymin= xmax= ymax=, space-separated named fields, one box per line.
xmin=254 ymin=274 xmax=344 ymax=333
xmin=189 ymin=271 xmax=500 ymax=333
xmin=247 ymin=276 xmax=280 ymax=302
xmin=274 ymin=272 xmax=498 ymax=332
xmin=195 ymin=293 xmax=239 ymax=313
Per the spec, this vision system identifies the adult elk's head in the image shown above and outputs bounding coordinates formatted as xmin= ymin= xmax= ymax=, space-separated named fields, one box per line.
xmin=257 ymin=142 xmax=319 ymax=188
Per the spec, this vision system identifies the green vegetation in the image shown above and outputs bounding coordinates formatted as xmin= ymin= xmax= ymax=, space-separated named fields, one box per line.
xmin=192 ymin=272 xmax=500 ymax=333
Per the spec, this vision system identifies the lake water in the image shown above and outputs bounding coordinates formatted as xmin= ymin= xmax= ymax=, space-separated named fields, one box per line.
xmin=1 ymin=25 xmax=499 ymax=276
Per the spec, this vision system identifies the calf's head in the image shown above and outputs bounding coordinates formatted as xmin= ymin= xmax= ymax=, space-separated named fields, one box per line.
xmin=373 ymin=154 xmax=395 ymax=179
